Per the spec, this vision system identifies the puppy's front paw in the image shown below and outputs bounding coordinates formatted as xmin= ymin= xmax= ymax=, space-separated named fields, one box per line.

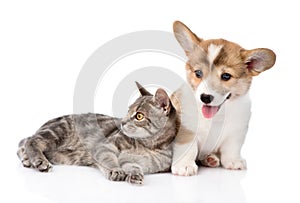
xmin=171 ymin=161 xmax=198 ymax=176
xmin=221 ymin=157 xmax=247 ymax=170
xmin=201 ymin=154 xmax=220 ymax=168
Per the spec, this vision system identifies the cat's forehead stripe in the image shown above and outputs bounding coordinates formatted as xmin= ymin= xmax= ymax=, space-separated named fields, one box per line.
xmin=133 ymin=97 xmax=154 ymax=112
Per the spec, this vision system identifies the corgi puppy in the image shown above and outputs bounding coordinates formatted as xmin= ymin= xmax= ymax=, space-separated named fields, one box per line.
xmin=171 ymin=21 xmax=276 ymax=176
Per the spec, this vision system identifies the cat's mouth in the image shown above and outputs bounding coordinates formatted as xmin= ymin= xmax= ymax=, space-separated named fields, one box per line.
xmin=120 ymin=123 xmax=137 ymax=137
xmin=121 ymin=123 xmax=154 ymax=139
xmin=120 ymin=123 xmax=132 ymax=134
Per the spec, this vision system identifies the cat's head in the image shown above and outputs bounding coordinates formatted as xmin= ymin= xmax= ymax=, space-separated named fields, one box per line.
xmin=121 ymin=82 xmax=176 ymax=139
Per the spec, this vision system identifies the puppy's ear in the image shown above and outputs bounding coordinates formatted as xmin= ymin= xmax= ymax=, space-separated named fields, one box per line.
xmin=241 ymin=48 xmax=276 ymax=76
xmin=135 ymin=81 xmax=152 ymax=96
xmin=173 ymin=21 xmax=202 ymax=56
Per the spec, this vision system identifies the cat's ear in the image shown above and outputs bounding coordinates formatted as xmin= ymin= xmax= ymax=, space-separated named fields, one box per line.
xmin=135 ymin=81 xmax=152 ymax=96
xmin=154 ymin=88 xmax=171 ymax=115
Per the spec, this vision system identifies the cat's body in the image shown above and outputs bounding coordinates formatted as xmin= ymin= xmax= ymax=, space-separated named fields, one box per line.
xmin=17 ymin=84 xmax=177 ymax=184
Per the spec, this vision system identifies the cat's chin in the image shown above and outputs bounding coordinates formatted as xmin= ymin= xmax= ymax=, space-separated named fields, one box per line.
xmin=121 ymin=125 xmax=153 ymax=139
xmin=120 ymin=124 xmax=130 ymax=136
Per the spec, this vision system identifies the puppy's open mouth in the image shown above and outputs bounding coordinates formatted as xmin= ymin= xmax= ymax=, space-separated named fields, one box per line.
xmin=202 ymin=93 xmax=231 ymax=119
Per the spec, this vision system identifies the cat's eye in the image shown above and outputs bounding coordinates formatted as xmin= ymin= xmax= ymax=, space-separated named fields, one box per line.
xmin=135 ymin=112 xmax=144 ymax=121
xmin=221 ymin=73 xmax=232 ymax=81
xmin=194 ymin=70 xmax=203 ymax=78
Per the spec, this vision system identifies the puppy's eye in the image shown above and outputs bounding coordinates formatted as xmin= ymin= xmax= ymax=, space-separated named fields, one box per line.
xmin=135 ymin=112 xmax=144 ymax=121
xmin=221 ymin=73 xmax=232 ymax=81
xmin=194 ymin=70 xmax=203 ymax=78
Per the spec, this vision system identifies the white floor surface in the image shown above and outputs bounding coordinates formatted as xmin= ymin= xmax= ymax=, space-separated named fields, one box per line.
xmin=3 ymin=155 xmax=299 ymax=203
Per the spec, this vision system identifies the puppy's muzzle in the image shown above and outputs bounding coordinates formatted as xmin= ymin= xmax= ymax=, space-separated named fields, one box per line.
xmin=200 ymin=94 xmax=214 ymax=104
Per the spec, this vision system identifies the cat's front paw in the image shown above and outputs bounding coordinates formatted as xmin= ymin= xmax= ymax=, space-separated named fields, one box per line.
xmin=32 ymin=159 xmax=52 ymax=172
xmin=221 ymin=157 xmax=247 ymax=170
xmin=108 ymin=169 xmax=126 ymax=181
xmin=126 ymin=173 xmax=144 ymax=185
xmin=171 ymin=161 xmax=198 ymax=176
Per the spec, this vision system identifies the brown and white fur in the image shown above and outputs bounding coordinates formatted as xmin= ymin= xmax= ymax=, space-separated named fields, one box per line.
xmin=171 ymin=21 xmax=276 ymax=175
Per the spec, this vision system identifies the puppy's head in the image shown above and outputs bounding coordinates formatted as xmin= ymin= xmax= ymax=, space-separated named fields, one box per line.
xmin=173 ymin=21 xmax=276 ymax=119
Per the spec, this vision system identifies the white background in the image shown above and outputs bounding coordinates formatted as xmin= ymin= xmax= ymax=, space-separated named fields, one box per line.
xmin=1 ymin=0 xmax=300 ymax=203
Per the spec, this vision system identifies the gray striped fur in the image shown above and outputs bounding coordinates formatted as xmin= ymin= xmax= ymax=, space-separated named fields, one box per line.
xmin=17 ymin=85 xmax=178 ymax=185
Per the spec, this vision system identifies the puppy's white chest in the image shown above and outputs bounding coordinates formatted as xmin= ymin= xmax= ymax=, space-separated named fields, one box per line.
xmin=197 ymin=94 xmax=251 ymax=159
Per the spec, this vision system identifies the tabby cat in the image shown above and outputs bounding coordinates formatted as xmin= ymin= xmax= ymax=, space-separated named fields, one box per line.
xmin=17 ymin=83 xmax=178 ymax=185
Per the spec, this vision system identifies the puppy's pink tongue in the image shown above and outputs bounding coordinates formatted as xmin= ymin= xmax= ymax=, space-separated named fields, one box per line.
xmin=202 ymin=105 xmax=219 ymax=119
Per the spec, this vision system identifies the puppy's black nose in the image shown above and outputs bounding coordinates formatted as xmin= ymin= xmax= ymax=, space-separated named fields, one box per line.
xmin=200 ymin=94 xmax=214 ymax=104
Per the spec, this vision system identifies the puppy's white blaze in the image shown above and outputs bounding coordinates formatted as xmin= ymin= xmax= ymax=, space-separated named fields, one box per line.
xmin=207 ymin=44 xmax=223 ymax=66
